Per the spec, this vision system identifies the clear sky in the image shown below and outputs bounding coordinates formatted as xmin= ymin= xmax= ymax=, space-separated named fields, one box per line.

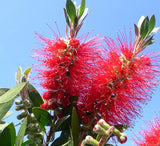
xmin=0 ymin=0 xmax=160 ymax=145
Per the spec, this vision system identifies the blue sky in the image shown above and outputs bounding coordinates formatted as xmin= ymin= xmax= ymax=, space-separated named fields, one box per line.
xmin=0 ymin=0 xmax=160 ymax=145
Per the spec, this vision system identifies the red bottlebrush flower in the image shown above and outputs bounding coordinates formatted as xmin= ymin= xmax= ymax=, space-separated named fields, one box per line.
xmin=133 ymin=115 xmax=160 ymax=146
xmin=50 ymin=102 xmax=58 ymax=110
xmin=69 ymin=38 xmax=80 ymax=48
xmin=34 ymin=31 xmax=103 ymax=111
xmin=77 ymin=32 xmax=160 ymax=126
xmin=42 ymin=91 xmax=54 ymax=101
xmin=40 ymin=103 xmax=49 ymax=110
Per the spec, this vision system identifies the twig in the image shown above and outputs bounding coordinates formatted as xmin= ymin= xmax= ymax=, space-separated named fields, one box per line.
xmin=98 ymin=126 xmax=115 ymax=146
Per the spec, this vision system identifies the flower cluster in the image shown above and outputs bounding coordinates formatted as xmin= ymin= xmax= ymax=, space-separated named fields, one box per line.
xmin=77 ymin=33 xmax=160 ymax=125
xmin=35 ymin=33 xmax=103 ymax=114
xmin=34 ymin=12 xmax=160 ymax=130
xmin=133 ymin=115 xmax=160 ymax=145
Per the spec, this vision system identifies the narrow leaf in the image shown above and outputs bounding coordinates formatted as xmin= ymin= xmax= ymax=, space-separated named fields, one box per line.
xmin=16 ymin=66 xmax=22 ymax=84
xmin=149 ymin=14 xmax=155 ymax=34
xmin=0 ymin=99 xmax=14 ymax=121
xmin=64 ymin=8 xmax=70 ymax=27
xmin=79 ymin=0 xmax=85 ymax=17
xmin=27 ymin=83 xmax=43 ymax=107
xmin=134 ymin=24 xmax=139 ymax=37
xmin=151 ymin=27 xmax=160 ymax=35
xmin=78 ymin=8 xmax=88 ymax=26
xmin=0 ymin=88 xmax=10 ymax=96
xmin=0 ymin=82 xmax=25 ymax=103
xmin=21 ymin=140 xmax=32 ymax=146
xmin=0 ymin=123 xmax=16 ymax=146
xmin=55 ymin=117 xmax=71 ymax=131
xmin=140 ymin=16 xmax=149 ymax=40
xmin=15 ymin=117 xmax=27 ymax=146
xmin=0 ymin=123 xmax=9 ymax=131
xmin=2 ymin=111 xmax=13 ymax=120
xmin=71 ymin=107 xmax=80 ymax=146
xmin=66 ymin=0 xmax=76 ymax=22
xmin=0 ymin=83 xmax=25 ymax=121
xmin=23 ymin=67 xmax=32 ymax=76
xmin=137 ymin=16 xmax=145 ymax=29
xmin=51 ymin=130 xmax=71 ymax=146
xmin=32 ymin=107 xmax=52 ymax=126
xmin=142 ymin=36 xmax=154 ymax=48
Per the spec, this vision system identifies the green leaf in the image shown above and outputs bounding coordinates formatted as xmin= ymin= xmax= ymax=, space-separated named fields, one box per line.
xmin=0 ymin=123 xmax=9 ymax=131
xmin=140 ymin=16 xmax=149 ymax=40
xmin=79 ymin=0 xmax=85 ymax=17
xmin=114 ymin=124 xmax=129 ymax=132
xmin=16 ymin=66 xmax=22 ymax=83
xmin=142 ymin=36 xmax=154 ymax=48
xmin=71 ymin=107 xmax=80 ymax=146
xmin=66 ymin=0 xmax=76 ymax=22
xmin=0 ymin=99 xmax=14 ymax=121
xmin=2 ymin=111 xmax=13 ymax=120
xmin=51 ymin=130 xmax=71 ymax=146
xmin=32 ymin=107 xmax=52 ymax=126
xmin=0 ymin=88 xmax=10 ymax=96
xmin=0 ymin=83 xmax=25 ymax=103
xmin=64 ymin=8 xmax=70 ymax=27
xmin=134 ymin=24 xmax=139 ymax=37
xmin=78 ymin=8 xmax=88 ymax=26
xmin=23 ymin=67 xmax=32 ymax=76
xmin=0 ymin=123 xmax=16 ymax=146
xmin=149 ymin=14 xmax=155 ymax=34
xmin=21 ymin=139 xmax=32 ymax=146
xmin=0 ymin=83 xmax=25 ymax=121
xmin=27 ymin=83 xmax=43 ymax=107
xmin=15 ymin=117 xmax=27 ymax=146
xmin=55 ymin=117 xmax=71 ymax=131
xmin=74 ymin=16 xmax=78 ymax=30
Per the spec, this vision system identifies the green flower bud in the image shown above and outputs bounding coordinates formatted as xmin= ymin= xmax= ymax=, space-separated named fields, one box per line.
xmin=22 ymin=99 xmax=31 ymax=108
xmin=15 ymin=100 xmax=22 ymax=105
xmin=17 ymin=110 xmax=27 ymax=120
xmin=93 ymin=124 xmax=107 ymax=135
xmin=84 ymin=136 xmax=98 ymax=146
xmin=15 ymin=105 xmax=25 ymax=111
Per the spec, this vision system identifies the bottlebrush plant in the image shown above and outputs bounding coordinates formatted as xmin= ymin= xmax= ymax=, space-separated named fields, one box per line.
xmin=0 ymin=0 xmax=160 ymax=146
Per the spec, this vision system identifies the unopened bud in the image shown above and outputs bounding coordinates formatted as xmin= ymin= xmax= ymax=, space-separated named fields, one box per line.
xmin=28 ymin=113 xmax=37 ymax=123
xmin=15 ymin=100 xmax=22 ymax=105
xmin=93 ymin=124 xmax=107 ymax=135
xmin=84 ymin=136 xmax=98 ymax=146
xmin=23 ymin=99 xmax=31 ymax=108
xmin=118 ymin=133 xmax=127 ymax=144
xmin=98 ymin=119 xmax=110 ymax=130
xmin=17 ymin=110 xmax=27 ymax=120
xmin=15 ymin=105 xmax=25 ymax=111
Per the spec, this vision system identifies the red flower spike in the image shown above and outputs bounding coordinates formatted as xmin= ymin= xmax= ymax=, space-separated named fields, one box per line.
xmin=82 ymin=116 xmax=89 ymax=124
xmin=34 ymin=31 xmax=104 ymax=112
xmin=54 ymin=39 xmax=67 ymax=49
xmin=50 ymin=102 xmax=58 ymax=110
xmin=40 ymin=103 xmax=49 ymax=110
xmin=69 ymin=38 xmax=80 ymax=48
xmin=133 ymin=115 xmax=160 ymax=146
xmin=77 ymin=32 xmax=160 ymax=126
xmin=42 ymin=91 xmax=54 ymax=101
